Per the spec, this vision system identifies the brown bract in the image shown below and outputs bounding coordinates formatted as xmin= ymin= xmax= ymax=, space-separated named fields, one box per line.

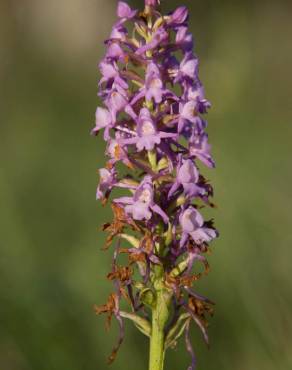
xmin=107 ymin=266 xmax=133 ymax=284
xmin=102 ymin=203 xmax=140 ymax=250
xmin=94 ymin=293 xmax=117 ymax=330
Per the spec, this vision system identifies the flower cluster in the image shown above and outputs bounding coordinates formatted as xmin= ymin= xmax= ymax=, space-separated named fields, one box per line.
xmin=92 ymin=1 xmax=218 ymax=368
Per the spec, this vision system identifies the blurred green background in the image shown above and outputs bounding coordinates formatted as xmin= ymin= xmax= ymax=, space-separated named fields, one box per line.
xmin=1 ymin=0 xmax=292 ymax=369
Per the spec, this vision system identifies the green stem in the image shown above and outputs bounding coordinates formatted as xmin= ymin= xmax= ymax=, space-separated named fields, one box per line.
xmin=149 ymin=274 xmax=171 ymax=370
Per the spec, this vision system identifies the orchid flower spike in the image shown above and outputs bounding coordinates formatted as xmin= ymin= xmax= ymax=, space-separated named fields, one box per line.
xmin=92 ymin=1 xmax=218 ymax=369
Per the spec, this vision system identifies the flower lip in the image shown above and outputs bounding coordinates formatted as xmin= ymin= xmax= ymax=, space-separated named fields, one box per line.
xmin=136 ymin=187 xmax=153 ymax=204
xmin=141 ymin=121 xmax=156 ymax=136
xmin=149 ymin=78 xmax=162 ymax=89
xmin=137 ymin=108 xmax=157 ymax=136
xmin=144 ymin=62 xmax=165 ymax=103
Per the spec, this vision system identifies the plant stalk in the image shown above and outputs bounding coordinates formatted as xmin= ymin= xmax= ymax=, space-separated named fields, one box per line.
xmin=148 ymin=277 xmax=171 ymax=370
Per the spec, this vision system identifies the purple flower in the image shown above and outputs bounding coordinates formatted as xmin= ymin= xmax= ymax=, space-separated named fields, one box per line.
xmin=118 ymin=108 xmax=177 ymax=151
xmin=92 ymin=107 xmax=112 ymax=136
xmin=167 ymin=6 xmax=189 ymax=25
xmin=106 ymin=42 xmax=125 ymax=61
xmin=176 ymin=26 xmax=193 ymax=52
xmin=108 ymin=24 xmax=127 ymax=42
xmin=136 ymin=27 xmax=168 ymax=55
xmin=117 ymin=2 xmax=137 ymax=20
xmin=180 ymin=101 xmax=198 ymax=123
xmin=136 ymin=108 xmax=161 ymax=151
xmin=186 ymin=84 xmax=211 ymax=114
xmin=96 ymin=167 xmax=116 ymax=200
xmin=189 ymin=132 xmax=215 ymax=168
xmin=180 ymin=207 xmax=217 ymax=247
xmin=178 ymin=100 xmax=203 ymax=133
xmin=105 ymin=89 xmax=128 ymax=119
xmin=169 ymin=159 xmax=205 ymax=198
xmin=130 ymin=62 xmax=176 ymax=107
xmin=145 ymin=63 xmax=164 ymax=103
xmin=130 ymin=62 xmax=165 ymax=105
xmin=99 ymin=60 xmax=128 ymax=90
xmin=174 ymin=53 xmax=198 ymax=83
xmin=114 ymin=176 xmax=169 ymax=223
xmin=106 ymin=138 xmax=129 ymax=165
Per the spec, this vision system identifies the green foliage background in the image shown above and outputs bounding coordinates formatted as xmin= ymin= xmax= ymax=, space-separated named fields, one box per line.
xmin=1 ymin=0 xmax=292 ymax=369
